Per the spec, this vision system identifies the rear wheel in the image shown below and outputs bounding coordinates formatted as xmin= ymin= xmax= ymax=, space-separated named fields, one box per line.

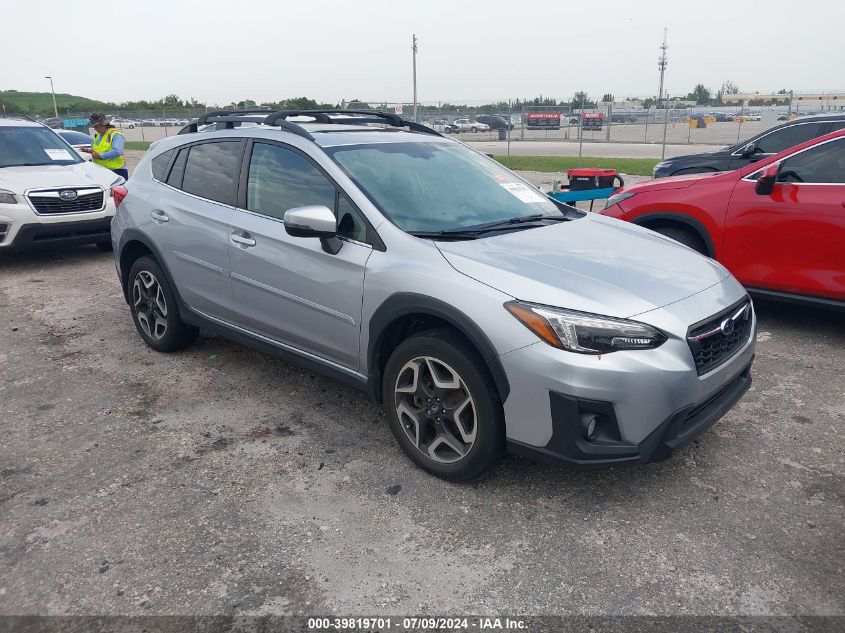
xmin=383 ymin=329 xmax=505 ymax=481
xmin=127 ymin=256 xmax=197 ymax=352
xmin=652 ymin=225 xmax=708 ymax=256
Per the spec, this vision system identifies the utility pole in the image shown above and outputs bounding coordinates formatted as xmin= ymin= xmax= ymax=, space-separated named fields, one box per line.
xmin=45 ymin=76 xmax=58 ymax=118
xmin=657 ymin=28 xmax=668 ymax=109
xmin=412 ymin=34 xmax=418 ymax=122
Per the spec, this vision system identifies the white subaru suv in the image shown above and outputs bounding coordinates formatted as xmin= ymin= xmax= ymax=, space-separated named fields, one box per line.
xmin=0 ymin=117 xmax=121 ymax=251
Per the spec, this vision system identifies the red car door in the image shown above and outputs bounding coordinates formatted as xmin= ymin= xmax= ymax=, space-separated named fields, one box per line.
xmin=723 ymin=136 xmax=845 ymax=301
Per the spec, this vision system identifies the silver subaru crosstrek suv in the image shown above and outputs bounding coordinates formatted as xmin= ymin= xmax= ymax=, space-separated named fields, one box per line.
xmin=112 ymin=110 xmax=756 ymax=481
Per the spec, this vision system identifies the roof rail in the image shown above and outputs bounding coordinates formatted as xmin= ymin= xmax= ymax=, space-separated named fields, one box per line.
xmin=177 ymin=108 xmax=441 ymax=140
xmin=1 ymin=112 xmax=37 ymax=121
xmin=265 ymin=110 xmax=442 ymax=137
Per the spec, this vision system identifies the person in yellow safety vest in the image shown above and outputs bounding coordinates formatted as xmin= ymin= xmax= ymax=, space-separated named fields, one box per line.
xmin=85 ymin=112 xmax=128 ymax=180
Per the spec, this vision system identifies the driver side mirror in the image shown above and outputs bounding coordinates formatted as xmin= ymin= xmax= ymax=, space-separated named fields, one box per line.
xmin=283 ymin=205 xmax=342 ymax=254
xmin=740 ymin=142 xmax=758 ymax=157
xmin=755 ymin=163 xmax=779 ymax=196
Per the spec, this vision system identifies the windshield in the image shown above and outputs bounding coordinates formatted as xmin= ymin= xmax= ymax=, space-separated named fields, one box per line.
xmin=58 ymin=130 xmax=94 ymax=145
xmin=0 ymin=126 xmax=82 ymax=167
xmin=327 ymin=141 xmax=562 ymax=233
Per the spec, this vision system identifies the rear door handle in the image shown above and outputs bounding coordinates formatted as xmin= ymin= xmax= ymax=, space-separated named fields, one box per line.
xmin=150 ymin=209 xmax=169 ymax=223
xmin=230 ymin=233 xmax=256 ymax=247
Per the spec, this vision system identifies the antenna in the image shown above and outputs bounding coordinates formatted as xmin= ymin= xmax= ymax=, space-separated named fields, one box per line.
xmin=657 ymin=27 xmax=668 ymax=108
xmin=412 ymin=34 xmax=418 ymax=123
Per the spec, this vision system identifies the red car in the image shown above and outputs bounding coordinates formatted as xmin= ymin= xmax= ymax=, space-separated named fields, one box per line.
xmin=601 ymin=129 xmax=845 ymax=308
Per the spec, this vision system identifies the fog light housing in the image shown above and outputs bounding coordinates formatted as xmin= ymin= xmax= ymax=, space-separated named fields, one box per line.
xmin=581 ymin=414 xmax=600 ymax=441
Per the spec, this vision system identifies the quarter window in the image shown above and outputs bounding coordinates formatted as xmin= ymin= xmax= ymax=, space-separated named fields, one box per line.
xmin=151 ymin=149 xmax=174 ymax=181
xmin=755 ymin=123 xmax=824 ymax=154
xmin=181 ymin=141 xmax=243 ymax=205
xmin=777 ymin=138 xmax=845 ymax=184
xmin=166 ymin=148 xmax=188 ymax=188
xmin=246 ymin=143 xmax=336 ymax=220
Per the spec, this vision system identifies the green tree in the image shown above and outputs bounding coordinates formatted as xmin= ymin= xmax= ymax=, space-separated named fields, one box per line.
xmin=691 ymin=84 xmax=711 ymax=105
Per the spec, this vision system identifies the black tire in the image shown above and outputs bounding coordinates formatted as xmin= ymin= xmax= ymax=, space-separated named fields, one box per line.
xmin=652 ymin=225 xmax=708 ymax=255
xmin=95 ymin=241 xmax=113 ymax=252
xmin=382 ymin=328 xmax=506 ymax=481
xmin=127 ymin=255 xmax=197 ymax=352
xmin=471 ymin=126 xmax=478 ymax=133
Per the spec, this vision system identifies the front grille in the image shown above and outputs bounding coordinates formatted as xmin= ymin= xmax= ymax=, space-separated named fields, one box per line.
xmin=687 ymin=299 xmax=753 ymax=376
xmin=27 ymin=189 xmax=104 ymax=215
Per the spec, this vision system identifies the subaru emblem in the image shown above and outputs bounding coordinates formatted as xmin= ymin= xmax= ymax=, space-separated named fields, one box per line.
xmin=720 ymin=318 xmax=735 ymax=335
xmin=59 ymin=190 xmax=78 ymax=201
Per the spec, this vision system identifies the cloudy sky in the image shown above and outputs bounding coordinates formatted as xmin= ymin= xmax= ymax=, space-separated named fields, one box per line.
xmin=2 ymin=0 xmax=842 ymax=105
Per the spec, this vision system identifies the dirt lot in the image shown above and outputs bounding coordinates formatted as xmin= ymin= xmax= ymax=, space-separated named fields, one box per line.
xmin=1 ymin=232 xmax=844 ymax=618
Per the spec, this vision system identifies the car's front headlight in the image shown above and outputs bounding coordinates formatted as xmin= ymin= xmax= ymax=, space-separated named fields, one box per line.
xmin=0 ymin=189 xmax=18 ymax=204
xmin=505 ymin=301 xmax=667 ymax=354
xmin=605 ymin=192 xmax=636 ymax=209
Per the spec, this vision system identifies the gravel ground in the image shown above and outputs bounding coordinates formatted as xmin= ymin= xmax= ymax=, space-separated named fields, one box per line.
xmin=0 ymin=151 xmax=843 ymax=619
xmin=1 ymin=245 xmax=843 ymax=619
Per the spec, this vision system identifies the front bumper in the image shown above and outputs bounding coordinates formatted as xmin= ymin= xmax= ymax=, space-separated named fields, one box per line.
xmin=0 ymin=196 xmax=115 ymax=250
xmin=507 ymin=358 xmax=752 ymax=466
xmin=498 ymin=283 xmax=757 ymax=467
xmin=5 ymin=217 xmax=113 ymax=250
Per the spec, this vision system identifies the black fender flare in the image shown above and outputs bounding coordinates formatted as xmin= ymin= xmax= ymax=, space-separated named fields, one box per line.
xmin=630 ymin=213 xmax=715 ymax=257
xmin=367 ymin=293 xmax=510 ymax=404
xmin=117 ymin=229 xmax=190 ymax=312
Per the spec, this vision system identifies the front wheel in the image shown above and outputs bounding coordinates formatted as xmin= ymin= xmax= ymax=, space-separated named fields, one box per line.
xmin=383 ymin=329 xmax=505 ymax=481
xmin=652 ymin=225 xmax=708 ymax=256
xmin=127 ymin=256 xmax=197 ymax=352
xmin=471 ymin=126 xmax=478 ymax=133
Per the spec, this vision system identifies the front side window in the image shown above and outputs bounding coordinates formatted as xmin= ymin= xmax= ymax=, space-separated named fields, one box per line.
xmin=755 ymin=123 xmax=824 ymax=154
xmin=246 ymin=143 xmax=335 ymax=220
xmin=0 ymin=126 xmax=82 ymax=167
xmin=181 ymin=141 xmax=243 ymax=205
xmin=777 ymin=138 xmax=845 ymax=184
xmin=328 ymin=141 xmax=562 ymax=233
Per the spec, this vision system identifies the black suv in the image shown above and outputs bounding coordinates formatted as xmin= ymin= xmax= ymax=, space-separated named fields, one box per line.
xmin=653 ymin=114 xmax=845 ymax=177
xmin=475 ymin=114 xmax=513 ymax=131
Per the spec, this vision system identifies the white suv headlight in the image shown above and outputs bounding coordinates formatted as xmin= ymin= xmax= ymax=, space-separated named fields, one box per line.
xmin=505 ymin=301 xmax=667 ymax=354
xmin=0 ymin=189 xmax=17 ymax=204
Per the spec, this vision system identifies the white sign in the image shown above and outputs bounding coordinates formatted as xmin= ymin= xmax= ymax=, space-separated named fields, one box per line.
xmin=44 ymin=148 xmax=73 ymax=161
xmin=393 ymin=103 xmax=403 ymax=115
xmin=500 ymin=182 xmax=547 ymax=204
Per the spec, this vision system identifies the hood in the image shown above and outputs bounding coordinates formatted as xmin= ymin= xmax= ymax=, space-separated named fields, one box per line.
xmin=436 ymin=213 xmax=731 ymax=319
xmin=627 ymin=170 xmax=724 ymax=193
xmin=0 ymin=161 xmax=118 ymax=193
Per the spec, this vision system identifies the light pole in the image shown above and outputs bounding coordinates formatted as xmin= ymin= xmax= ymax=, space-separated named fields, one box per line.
xmin=45 ymin=76 xmax=58 ymax=118
xmin=412 ymin=34 xmax=418 ymax=123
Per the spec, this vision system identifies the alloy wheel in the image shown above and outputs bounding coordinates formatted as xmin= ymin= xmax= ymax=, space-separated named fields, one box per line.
xmin=132 ymin=270 xmax=168 ymax=340
xmin=394 ymin=356 xmax=477 ymax=464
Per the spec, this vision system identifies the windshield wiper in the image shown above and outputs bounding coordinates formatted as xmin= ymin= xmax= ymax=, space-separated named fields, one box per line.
xmin=459 ymin=213 xmax=569 ymax=232
xmin=409 ymin=214 xmax=570 ymax=240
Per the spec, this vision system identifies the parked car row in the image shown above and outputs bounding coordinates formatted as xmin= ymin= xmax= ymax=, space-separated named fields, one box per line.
xmin=3 ymin=110 xmax=841 ymax=484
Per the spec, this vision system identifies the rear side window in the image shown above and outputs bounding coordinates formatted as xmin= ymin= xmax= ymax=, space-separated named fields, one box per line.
xmin=151 ymin=149 xmax=174 ymax=181
xmin=755 ymin=123 xmax=825 ymax=154
xmin=181 ymin=141 xmax=243 ymax=205
xmin=778 ymin=138 xmax=845 ymax=184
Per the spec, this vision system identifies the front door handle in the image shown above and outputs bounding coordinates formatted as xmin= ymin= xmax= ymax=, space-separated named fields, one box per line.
xmin=230 ymin=233 xmax=256 ymax=247
xmin=150 ymin=209 xmax=169 ymax=223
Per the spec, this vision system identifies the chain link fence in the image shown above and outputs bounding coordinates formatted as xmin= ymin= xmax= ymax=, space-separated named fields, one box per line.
xmin=24 ymin=92 xmax=843 ymax=163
